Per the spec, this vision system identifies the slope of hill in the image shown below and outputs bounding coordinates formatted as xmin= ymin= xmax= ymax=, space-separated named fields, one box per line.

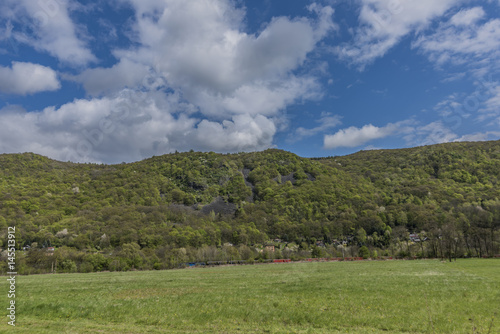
xmin=1 ymin=141 xmax=499 ymax=273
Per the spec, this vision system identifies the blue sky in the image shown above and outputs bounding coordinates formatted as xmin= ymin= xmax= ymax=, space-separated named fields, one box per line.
xmin=0 ymin=0 xmax=499 ymax=163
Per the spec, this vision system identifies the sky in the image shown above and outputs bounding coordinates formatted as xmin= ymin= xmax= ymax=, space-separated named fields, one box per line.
xmin=0 ymin=0 xmax=499 ymax=164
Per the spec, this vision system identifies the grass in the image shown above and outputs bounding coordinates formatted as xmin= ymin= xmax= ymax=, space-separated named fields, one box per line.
xmin=1 ymin=259 xmax=499 ymax=333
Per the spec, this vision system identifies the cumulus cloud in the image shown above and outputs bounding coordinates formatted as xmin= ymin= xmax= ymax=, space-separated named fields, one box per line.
xmin=0 ymin=0 xmax=96 ymax=65
xmin=0 ymin=62 xmax=60 ymax=95
xmin=335 ymin=0 xmax=458 ymax=69
xmin=199 ymin=76 xmax=323 ymax=118
xmin=114 ymin=0 xmax=336 ymax=118
xmin=73 ymin=59 xmax=150 ymax=96
xmin=0 ymin=88 xmax=278 ymax=164
xmin=192 ymin=114 xmax=276 ymax=152
xmin=0 ymin=1 xmax=336 ymax=162
xmin=324 ymin=123 xmax=397 ymax=149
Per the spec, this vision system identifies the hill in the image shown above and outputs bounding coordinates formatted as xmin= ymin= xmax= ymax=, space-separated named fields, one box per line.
xmin=1 ymin=141 xmax=499 ymax=273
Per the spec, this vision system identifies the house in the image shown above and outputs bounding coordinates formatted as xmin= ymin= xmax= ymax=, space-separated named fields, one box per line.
xmin=264 ymin=244 xmax=275 ymax=252
xmin=47 ymin=247 xmax=55 ymax=252
xmin=409 ymin=234 xmax=420 ymax=242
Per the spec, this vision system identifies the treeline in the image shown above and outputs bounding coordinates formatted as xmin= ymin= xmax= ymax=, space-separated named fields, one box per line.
xmin=1 ymin=141 xmax=500 ymax=274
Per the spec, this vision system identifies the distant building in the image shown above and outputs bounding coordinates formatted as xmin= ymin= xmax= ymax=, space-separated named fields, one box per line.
xmin=409 ymin=234 xmax=420 ymax=242
xmin=265 ymin=244 xmax=275 ymax=252
xmin=316 ymin=241 xmax=325 ymax=247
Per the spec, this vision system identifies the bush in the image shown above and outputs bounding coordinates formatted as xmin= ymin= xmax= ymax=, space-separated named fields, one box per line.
xmin=359 ymin=246 xmax=370 ymax=259
xmin=109 ymin=258 xmax=130 ymax=272
xmin=59 ymin=259 xmax=77 ymax=273
xmin=84 ymin=253 xmax=109 ymax=271
xmin=397 ymin=250 xmax=409 ymax=259
xmin=311 ymin=246 xmax=322 ymax=258
xmin=79 ymin=262 xmax=94 ymax=273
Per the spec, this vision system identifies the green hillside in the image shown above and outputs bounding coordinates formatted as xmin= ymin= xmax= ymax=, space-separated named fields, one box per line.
xmin=1 ymin=141 xmax=500 ymax=273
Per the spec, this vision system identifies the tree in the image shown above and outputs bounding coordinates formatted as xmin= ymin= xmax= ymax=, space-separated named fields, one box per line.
xmin=311 ymin=246 xmax=322 ymax=258
xmin=359 ymin=246 xmax=370 ymax=259
xmin=442 ymin=221 xmax=461 ymax=262
xmin=356 ymin=228 xmax=367 ymax=245
xmin=118 ymin=242 xmax=144 ymax=269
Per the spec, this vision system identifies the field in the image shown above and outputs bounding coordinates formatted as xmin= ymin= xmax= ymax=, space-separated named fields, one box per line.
xmin=1 ymin=259 xmax=499 ymax=333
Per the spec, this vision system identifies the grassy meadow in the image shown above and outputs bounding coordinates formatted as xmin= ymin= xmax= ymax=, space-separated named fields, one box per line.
xmin=2 ymin=259 xmax=499 ymax=333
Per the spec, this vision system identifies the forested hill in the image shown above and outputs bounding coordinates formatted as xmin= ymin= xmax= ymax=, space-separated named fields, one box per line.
xmin=1 ymin=140 xmax=500 ymax=273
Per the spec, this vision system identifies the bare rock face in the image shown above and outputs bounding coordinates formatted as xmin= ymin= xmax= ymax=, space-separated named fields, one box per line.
xmin=56 ymin=228 xmax=69 ymax=238
xmin=201 ymin=196 xmax=237 ymax=215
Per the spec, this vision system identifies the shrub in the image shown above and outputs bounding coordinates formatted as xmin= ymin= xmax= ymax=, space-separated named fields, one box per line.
xmin=59 ymin=259 xmax=77 ymax=273
xmin=79 ymin=262 xmax=94 ymax=273
xmin=359 ymin=246 xmax=370 ymax=259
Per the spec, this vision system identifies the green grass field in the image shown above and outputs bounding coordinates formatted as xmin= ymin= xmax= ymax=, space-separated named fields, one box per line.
xmin=2 ymin=259 xmax=499 ymax=333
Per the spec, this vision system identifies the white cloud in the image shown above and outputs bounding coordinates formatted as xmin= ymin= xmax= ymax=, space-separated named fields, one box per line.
xmin=402 ymin=120 xmax=500 ymax=147
xmin=363 ymin=145 xmax=382 ymax=151
xmin=114 ymin=0 xmax=336 ymax=119
xmin=449 ymin=7 xmax=485 ymax=26
xmin=335 ymin=0 xmax=458 ymax=69
xmin=0 ymin=89 xmax=279 ymax=163
xmin=0 ymin=61 xmax=60 ymax=95
xmin=478 ymin=85 xmax=500 ymax=122
xmin=191 ymin=114 xmax=276 ymax=152
xmin=324 ymin=123 xmax=396 ymax=149
xmin=294 ymin=112 xmax=342 ymax=140
xmin=484 ymin=86 xmax=500 ymax=111
xmin=433 ymin=93 xmax=471 ymax=119
xmin=413 ymin=7 xmax=500 ymax=69
xmin=0 ymin=0 xmax=96 ymax=66
xmin=403 ymin=121 xmax=458 ymax=147
xmin=441 ymin=72 xmax=466 ymax=83
xmin=455 ymin=131 xmax=500 ymax=142
xmin=0 ymin=1 xmax=337 ymax=162
xmin=73 ymin=59 xmax=150 ymax=96
xmin=199 ymin=76 xmax=323 ymax=118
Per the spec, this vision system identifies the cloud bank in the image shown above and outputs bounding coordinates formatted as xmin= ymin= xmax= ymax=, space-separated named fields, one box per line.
xmin=0 ymin=0 xmax=336 ymax=163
